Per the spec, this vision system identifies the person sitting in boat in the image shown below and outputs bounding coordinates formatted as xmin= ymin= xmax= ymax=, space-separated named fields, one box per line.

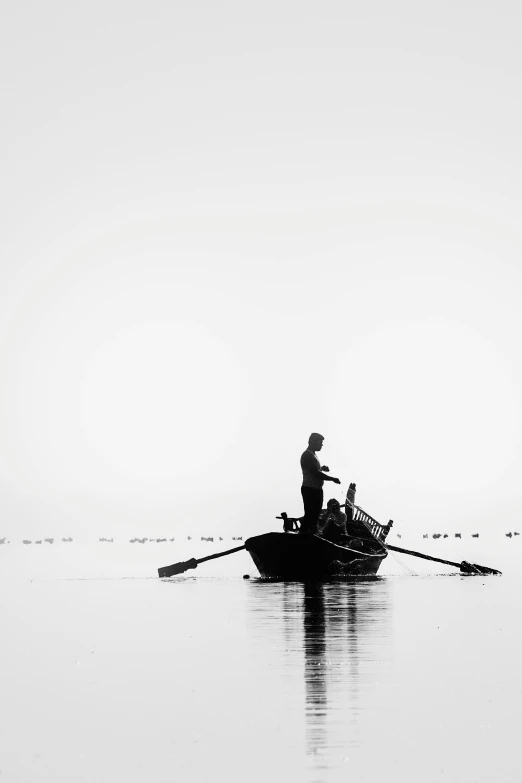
xmin=318 ymin=498 xmax=348 ymax=544
xmin=300 ymin=433 xmax=341 ymax=534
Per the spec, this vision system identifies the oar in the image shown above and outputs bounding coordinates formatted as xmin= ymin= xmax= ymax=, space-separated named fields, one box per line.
xmin=386 ymin=544 xmax=501 ymax=575
xmin=158 ymin=544 xmax=246 ymax=578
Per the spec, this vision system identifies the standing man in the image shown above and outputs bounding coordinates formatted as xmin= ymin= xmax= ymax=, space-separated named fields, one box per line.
xmin=300 ymin=433 xmax=341 ymax=534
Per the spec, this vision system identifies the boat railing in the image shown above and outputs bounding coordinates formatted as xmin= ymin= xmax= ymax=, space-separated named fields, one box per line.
xmin=349 ymin=503 xmax=393 ymax=543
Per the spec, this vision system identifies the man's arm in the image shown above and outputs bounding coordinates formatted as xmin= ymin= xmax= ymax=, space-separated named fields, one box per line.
xmin=324 ymin=474 xmax=341 ymax=484
xmin=301 ymin=452 xmax=341 ymax=484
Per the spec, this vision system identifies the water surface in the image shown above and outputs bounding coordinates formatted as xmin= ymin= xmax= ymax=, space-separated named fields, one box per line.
xmin=0 ymin=538 xmax=520 ymax=782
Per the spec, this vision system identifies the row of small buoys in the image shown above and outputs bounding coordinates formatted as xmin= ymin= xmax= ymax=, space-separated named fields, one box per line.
xmin=419 ymin=532 xmax=519 ymax=539
xmin=2 ymin=531 xmax=519 ymax=545
xmin=422 ymin=533 xmax=482 ymax=539
xmin=414 ymin=532 xmax=521 ymax=540
xmin=17 ymin=537 xmax=72 ymax=544
xmin=1 ymin=535 xmax=246 ymax=545
xmin=129 ymin=537 xmax=176 ymax=543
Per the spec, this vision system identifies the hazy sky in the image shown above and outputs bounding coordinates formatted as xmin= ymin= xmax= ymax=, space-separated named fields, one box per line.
xmin=2 ymin=1 xmax=522 ymax=536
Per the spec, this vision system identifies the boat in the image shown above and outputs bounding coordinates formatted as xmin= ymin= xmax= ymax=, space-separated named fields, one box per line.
xmin=244 ymin=485 xmax=393 ymax=579
xmin=244 ymin=531 xmax=388 ymax=579
xmin=157 ymin=481 xmax=501 ymax=578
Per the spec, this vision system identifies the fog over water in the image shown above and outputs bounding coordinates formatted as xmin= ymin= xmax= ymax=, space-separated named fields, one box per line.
xmin=2 ymin=1 xmax=522 ymax=540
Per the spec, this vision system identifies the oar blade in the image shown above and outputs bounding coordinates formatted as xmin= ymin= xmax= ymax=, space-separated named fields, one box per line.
xmin=158 ymin=558 xmax=197 ymax=578
xmin=460 ymin=560 xmax=502 ymax=576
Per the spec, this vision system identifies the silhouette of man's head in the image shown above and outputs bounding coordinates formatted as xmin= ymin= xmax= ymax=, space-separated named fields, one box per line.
xmin=308 ymin=432 xmax=324 ymax=451
xmin=326 ymin=498 xmax=340 ymax=512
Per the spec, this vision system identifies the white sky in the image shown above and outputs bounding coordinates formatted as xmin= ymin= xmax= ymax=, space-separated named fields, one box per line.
xmin=1 ymin=1 xmax=522 ymax=536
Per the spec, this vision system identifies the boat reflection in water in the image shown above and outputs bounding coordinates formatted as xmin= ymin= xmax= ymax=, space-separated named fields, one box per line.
xmin=294 ymin=579 xmax=393 ymax=774
xmin=246 ymin=576 xmax=393 ymax=780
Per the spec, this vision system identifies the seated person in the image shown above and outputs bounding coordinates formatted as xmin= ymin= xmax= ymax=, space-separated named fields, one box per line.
xmin=317 ymin=498 xmax=348 ymax=543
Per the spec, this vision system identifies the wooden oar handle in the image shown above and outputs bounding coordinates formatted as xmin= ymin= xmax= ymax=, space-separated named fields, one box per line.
xmin=386 ymin=543 xmax=460 ymax=569
xmin=196 ymin=545 xmax=245 ymax=564
xmin=387 ymin=544 xmax=501 ymax=575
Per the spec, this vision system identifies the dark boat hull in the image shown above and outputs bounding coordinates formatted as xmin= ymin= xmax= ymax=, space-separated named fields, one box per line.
xmin=244 ymin=532 xmax=387 ymax=579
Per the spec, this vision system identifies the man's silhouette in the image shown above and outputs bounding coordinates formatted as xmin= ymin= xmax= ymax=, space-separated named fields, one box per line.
xmin=300 ymin=433 xmax=341 ymax=534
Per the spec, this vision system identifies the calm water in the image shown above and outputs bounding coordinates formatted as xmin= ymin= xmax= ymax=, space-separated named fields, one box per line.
xmin=1 ymin=537 xmax=521 ymax=782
